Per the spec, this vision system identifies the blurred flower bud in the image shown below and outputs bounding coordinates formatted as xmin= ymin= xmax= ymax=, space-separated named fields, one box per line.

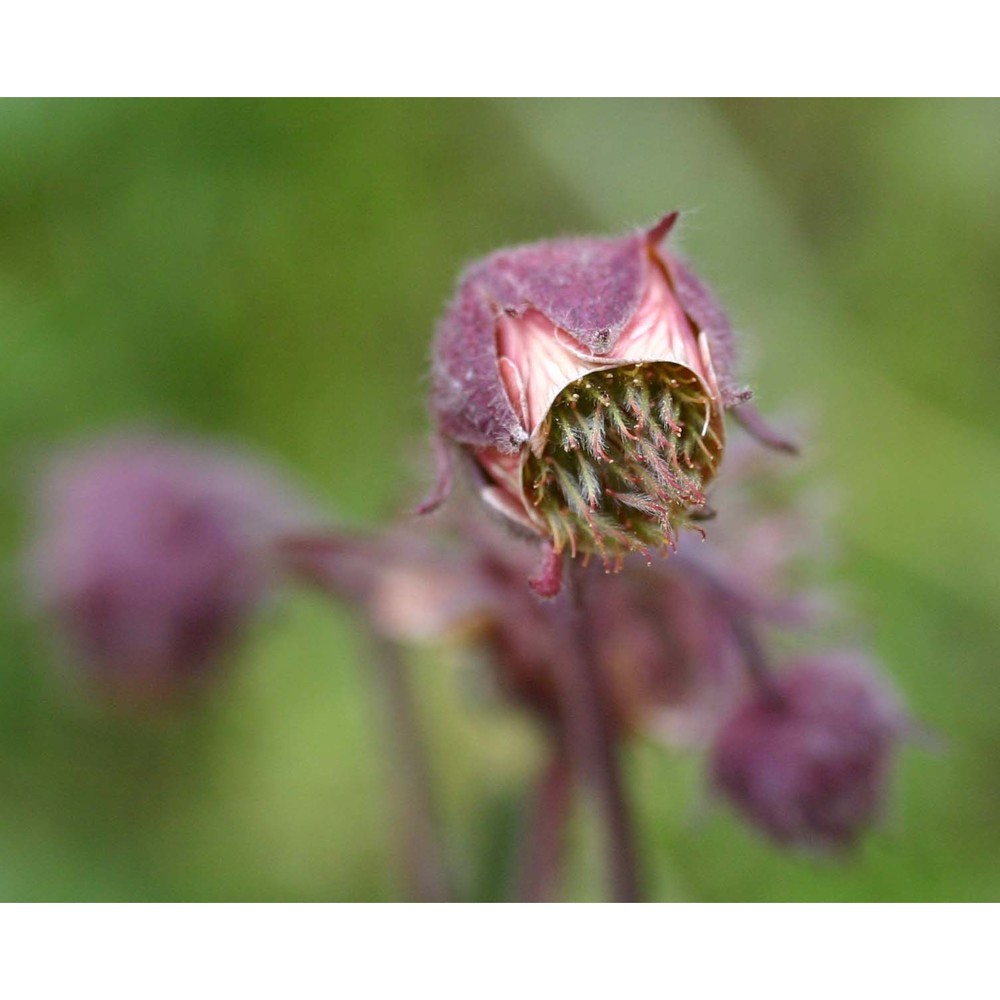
xmin=710 ymin=655 xmax=907 ymax=852
xmin=430 ymin=213 xmax=744 ymax=573
xmin=590 ymin=561 xmax=750 ymax=746
xmin=449 ymin=516 xmax=749 ymax=746
xmin=26 ymin=432 xmax=311 ymax=701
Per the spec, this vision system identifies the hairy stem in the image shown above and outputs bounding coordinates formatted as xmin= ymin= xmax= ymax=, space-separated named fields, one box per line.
xmin=553 ymin=562 xmax=641 ymax=902
xmin=513 ymin=745 xmax=572 ymax=902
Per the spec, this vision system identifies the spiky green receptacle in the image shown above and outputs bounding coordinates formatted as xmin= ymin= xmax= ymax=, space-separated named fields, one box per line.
xmin=523 ymin=362 xmax=724 ymax=567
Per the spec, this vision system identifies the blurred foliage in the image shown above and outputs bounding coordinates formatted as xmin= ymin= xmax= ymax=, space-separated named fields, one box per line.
xmin=0 ymin=99 xmax=997 ymax=901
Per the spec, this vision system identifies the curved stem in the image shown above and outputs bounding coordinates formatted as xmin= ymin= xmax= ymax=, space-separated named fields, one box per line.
xmin=673 ymin=552 xmax=783 ymax=705
xmin=553 ymin=562 xmax=641 ymax=902
xmin=725 ymin=610 xmax=782 ymax=704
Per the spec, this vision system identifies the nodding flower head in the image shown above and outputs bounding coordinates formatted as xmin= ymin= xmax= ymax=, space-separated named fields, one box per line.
xmin=26 ymin=432 xmax=311 ymax=702
xmin=430 ymin=213 xmax=744 ymax=574
xmin=710 ymin=655 xmax=907 ymax=852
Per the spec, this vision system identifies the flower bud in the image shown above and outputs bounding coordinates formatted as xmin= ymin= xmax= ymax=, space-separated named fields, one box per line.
xmin=26 ymin=432 xmax=307 ymax=701
xmin=431 ymin=214 xmax=743 ymax=569
xmin=454 ymin=517 xmax=749 ymax=745
xmin=710 ymin=655 xmax=906 ymax=851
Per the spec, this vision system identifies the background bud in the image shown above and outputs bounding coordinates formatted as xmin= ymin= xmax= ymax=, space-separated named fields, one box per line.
xmin=438 ymin=516 xmax=749 ymax=746
xmin=710 ymin=655 xmax=906 ymax=851
xmin=430 ymin=214 xmax=744 ymax=568
xmin=26 ymin=431 xmax=310 ymax=701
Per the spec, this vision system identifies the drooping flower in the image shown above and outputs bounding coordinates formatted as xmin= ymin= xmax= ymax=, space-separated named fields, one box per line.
xmin=429 ymin=213 xmax=749 ymax=585
xmin=26 ymin=431 xmax=313 ymax=701
xmin=271 ymin=438 xmax=909 ymax=862
xmin=709 ymin=655 xmax=907 ymax=851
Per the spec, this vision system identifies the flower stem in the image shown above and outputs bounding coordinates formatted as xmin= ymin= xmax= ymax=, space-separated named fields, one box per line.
xmin=725 ymin=610 xmax=782 ymax=704
xmin=554 ymin=562 xmax=641 ymax=902
xmin=513 ymin=745 xmax=572 ymax=902
xmin=674 ymin=553 xmax=783 ymax=705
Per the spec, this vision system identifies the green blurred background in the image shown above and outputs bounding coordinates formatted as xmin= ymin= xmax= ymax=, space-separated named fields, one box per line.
xmin=1 ymin=99 xmax=997 ymax=901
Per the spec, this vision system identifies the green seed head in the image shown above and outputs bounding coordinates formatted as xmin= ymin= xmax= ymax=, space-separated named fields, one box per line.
xmin=523 ymin=362 xmax=723 ymax=566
